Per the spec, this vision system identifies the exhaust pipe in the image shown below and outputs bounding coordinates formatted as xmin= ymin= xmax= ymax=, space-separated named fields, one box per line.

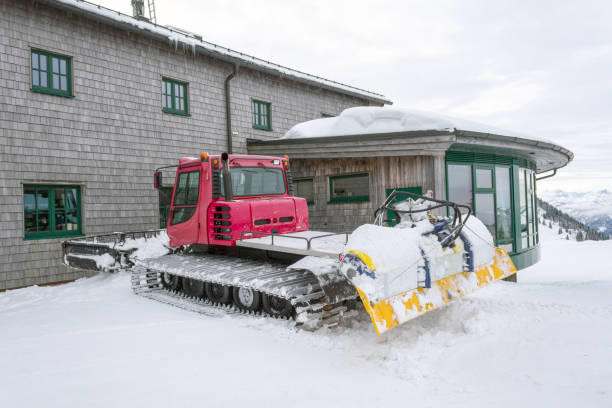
xmin=221 ymin=152 xmax=233 ymax=202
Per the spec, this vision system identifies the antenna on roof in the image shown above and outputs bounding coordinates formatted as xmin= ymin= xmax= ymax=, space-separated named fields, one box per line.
xmin=147 ymin=0 xmax=157 ymax=24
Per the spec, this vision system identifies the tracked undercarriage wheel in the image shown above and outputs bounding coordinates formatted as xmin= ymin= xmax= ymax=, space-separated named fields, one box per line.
xmin=262 ymin=294 xmax=294 ymax=318
xmin=205 ymin=282 xmax=232 ymax=305
xmin=182 ymin=278 xmax=205 ymax=298
xmin=161 ymin=273 xmax=181 ymax=291
xmin=232 ymin=287 xmax=261 ymax=312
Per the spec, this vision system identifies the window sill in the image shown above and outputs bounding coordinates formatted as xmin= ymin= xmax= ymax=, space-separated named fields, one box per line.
xmin=253 ymin=125 xmax=272 ymax=131
xmin=25 ymin=232 xmax=83 ymax=241
xmin=162 ymin=108 xmax=191 ymax=117
xmin=31 ymin=87 xmax=74 ymax=98
xmin=327 ymin=197 xmax=370 ymax=204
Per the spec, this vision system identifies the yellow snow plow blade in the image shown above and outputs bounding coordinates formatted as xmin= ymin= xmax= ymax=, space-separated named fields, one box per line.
xmin=356 ymin=247 xmax=517 ymax=335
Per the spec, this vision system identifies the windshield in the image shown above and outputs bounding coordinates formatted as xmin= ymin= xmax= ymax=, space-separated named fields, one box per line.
xmin=221 ymin=167 xmax=286 ymax=196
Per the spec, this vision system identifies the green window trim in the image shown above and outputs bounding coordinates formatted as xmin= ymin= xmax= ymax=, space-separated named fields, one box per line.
xmin=252 ymin=99 xmax=272 ymax=131
xmin=294 ymin=177 xmax=315 ymax=205
xmin=328 ymin=173 xmax=370 ymax=204
xmin=30 ymin=49 xmax=73 ymax=98
xmin=162 ymin=77 xmax=190 ymax=116
xmin=321 ymin=112 xmax=335 ymax=118
xmin=23 ymin=185 xmax=82 ymax=240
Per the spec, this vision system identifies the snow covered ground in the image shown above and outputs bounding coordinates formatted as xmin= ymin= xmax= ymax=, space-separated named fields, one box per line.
xmin=2 ymin=226 xmax=611 ymax=407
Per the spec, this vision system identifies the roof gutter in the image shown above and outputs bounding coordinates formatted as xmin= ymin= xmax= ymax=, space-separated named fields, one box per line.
xmin=224 ymin=63 xmax=239 ymax=154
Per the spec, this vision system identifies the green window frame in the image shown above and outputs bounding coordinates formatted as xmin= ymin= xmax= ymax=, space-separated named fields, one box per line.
xmin=252 ymin=99 xmax=271 ymax=130
xmin=329 ymin=173 xmax=370 ymax=204
xmin=321 ymin=112 xmax=335 ymax=118
xmin=294 ymin=177 xmax=315 ymax=205
xmin=30 ymin=49 xmax=73 ymax=97
xmin=23 ymin=185 xmax=82 ymax=240
xmin=162 ymin=77 xmax=189 ymax=116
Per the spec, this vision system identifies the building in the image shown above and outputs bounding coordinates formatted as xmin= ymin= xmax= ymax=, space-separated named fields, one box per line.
xmin=248 ymin=107 xmax=573 ymax=270
xmin=0 ymin=0 xmax=391 ymax=290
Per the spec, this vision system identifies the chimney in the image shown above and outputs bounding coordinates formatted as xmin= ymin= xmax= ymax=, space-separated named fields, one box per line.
xmin=131 ymin=0 xmax=147 ymax=20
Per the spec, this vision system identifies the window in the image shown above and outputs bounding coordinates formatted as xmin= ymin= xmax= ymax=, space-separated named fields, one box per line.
xmin=329 ymin=173 xmax=369 ymax=203
xmin=521 ymin=168 xmax=538 ymax=248
xmin=171 ymin=171 xmax=200 ymax=225
xmin=159 ymin=187 xmax=173 ymax=228
xmin=447 ymin=164 xmax=472 ymax=213
xmin=295 ymin=178 xmax=314 ymax=204
xmin=321 ymin=113 xmax=335 ymax=118
xmin=162 ymin=78 xmax=189 ymax=116
xmin=495 ymin=167 xmax=513 ymax=245
xmin=23 ymin=185 xmax=81 ymax=239
xmin=221 ymin=167 xmax=286 ymax=197
xmin=252 ymin=100 xmax=271 ymax=130
xmin=31 ymin=49 xmax=72 ymax=97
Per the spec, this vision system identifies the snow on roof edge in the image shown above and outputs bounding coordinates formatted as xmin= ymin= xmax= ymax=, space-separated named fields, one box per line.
xmin=49 ymin=0 xmax=391 ymax=104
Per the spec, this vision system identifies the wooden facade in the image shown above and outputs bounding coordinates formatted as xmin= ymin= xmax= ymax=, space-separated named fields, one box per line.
xmin=291 ymin=156 xmax=445 ymax=232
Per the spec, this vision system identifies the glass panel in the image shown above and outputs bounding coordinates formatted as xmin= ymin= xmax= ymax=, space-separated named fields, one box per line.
xmin=54 ymin=188 xmax=65 ymax=209
xmin=65 ymin=188 xmax=77 ymax=210
xmin=170 ymin=207 xmax=196 ymax=225
xmin=32 ymin=53 xmax=38 ymax=69
xmin=37 ymin=211 xmax=50 ymax=232
xmin=162 ymin=93 xmax=167 ymax=108
xmin=24 ymin=188 xmax=36 ymax=211
xmin=495 ymin=167 xmax=512 ymax=241
xmin=475 ymin=193 xmax=495 ymax=235
xmin=55 ymin=211 xmax=66 ymax=231
xmin=66 ymin=210 xmax=78 ymax=231
xmin=332 ymin=175 xmax=369 ymax=199
xmin=32 ymin=70 xmax=39 ymax=86
xmin=499 ymin=243 xmax=513 ymax=253
xmin=60 ymin=59 xmax=66 ymax=75
xmin=519 ymin=169 xmax=527 ymax=247
xmin=40 ymin=55 xmax=46 ymax=71
xmin=25 ymin=212 xmax=37 ymax=232
xmin=447 ymin=164 xmax=472 ymax=213
xmin=476 ymin=168 xmax=492 ymax=189
xmin=179 ymin=99 xmax=184 ymax=111
xmin=52 ymin=57 xmax=59 ymax=74
xmin=166 ymin=95 xmax=172 ymax=109
xmin=221 ymin=167 xmax=286 ymax=196
xmin=37 ymin=189 xmax=49 ymax=210
xmin=60 ymin=76 xmax=67 ymax=91
xmin=173 ymin=171 xmax=200 ymax=206
xmin=52 ymin=74 xmax=59 ymax=89
xmin=179 ymin=85 xmax=183 ymax=97
xmin=175 ymin=96 xmax=180 ymax=110
xmin=40 ymin=71 xmax=47 ymax=87
xmin=296 ymin=179 xmax=314 ymax=203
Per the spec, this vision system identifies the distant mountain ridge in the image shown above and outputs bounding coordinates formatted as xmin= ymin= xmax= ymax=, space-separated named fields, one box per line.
xmin=539 ymin=189 xmax=612 ymax=236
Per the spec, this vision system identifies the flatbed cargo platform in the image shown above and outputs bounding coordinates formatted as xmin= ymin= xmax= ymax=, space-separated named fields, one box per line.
xmin=236 ymin=231 xmax=349 ymax=258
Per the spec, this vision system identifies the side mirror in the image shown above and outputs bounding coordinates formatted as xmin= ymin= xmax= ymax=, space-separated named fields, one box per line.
xmin=154 ymin=171 xmax=162 ymax=189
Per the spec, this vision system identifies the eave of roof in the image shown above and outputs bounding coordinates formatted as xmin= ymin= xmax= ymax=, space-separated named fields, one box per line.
xmin=39 ymin=0 xmax=392 ymax=105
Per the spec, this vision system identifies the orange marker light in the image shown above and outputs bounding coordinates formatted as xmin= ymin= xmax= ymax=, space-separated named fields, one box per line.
xmin=200 ymin=152 xmax=209 ymax=161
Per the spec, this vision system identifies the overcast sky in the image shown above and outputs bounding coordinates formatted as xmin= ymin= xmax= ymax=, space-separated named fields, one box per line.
xmin=99 ymin=0 xmax=611 ymax=192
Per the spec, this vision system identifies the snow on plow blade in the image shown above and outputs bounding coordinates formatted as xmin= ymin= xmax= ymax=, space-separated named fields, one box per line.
xmin=356 ymin=247 xmax=516 ymax=334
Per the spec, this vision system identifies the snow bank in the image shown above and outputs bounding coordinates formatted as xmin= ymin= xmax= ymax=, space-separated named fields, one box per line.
xmin=116 ymin=231 xmax=170 ymax=260
xmin=283 ymin=106 xmax=551 ymax=143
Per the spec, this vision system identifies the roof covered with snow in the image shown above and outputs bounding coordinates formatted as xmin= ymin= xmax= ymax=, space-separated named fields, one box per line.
xmin=41 ymin=0 xmax=391 ymax=105
xmin=248 ymin=106 xmax=573 ymax=173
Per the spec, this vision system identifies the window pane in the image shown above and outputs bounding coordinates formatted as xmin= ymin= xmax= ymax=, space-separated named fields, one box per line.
xmin=221 ymin=168 xmax=286 ymax=196
xmin=37 ymin=189 xmax=49 ymax=210
xmin=499 ymin=243 xmax=513 ymax=253
xmin=32 ymin=70 xmax=39 ymax=86
xmin=40 ymin=71 xmax=47 ymax=87
xmin=476 ymin=168 xmax=492 ymax=189
xmin=66 ymin=210 xmax=78 ymax=231
xmin=332 ymin=175 xmax=369 ymax=199
xmin=447 ymin=164 xmax=472 ymax=213
xmin=495 ymin=167 xmax=512 ymax=241
xmin=60 ymin=59 xmax=66 ymax=75
xmin=65 ymin=188 xmax=77 ymax=210
xmin=173 ymin=171 xmax=200 ymax=206
xmin=32 ymin=53 xmax=38 ymax=69
xmin=296 ymin=179 xmax=314 ymax=203
xmin=162 ymin=93 xmax=167 ymax=108
xmin=55 ymin=211 xmax=66 ymax=231
xmin=25 ymin=212 xmax=37 ymax=232
xmin=175 ymin=96 xmax=180 ymax=109
xmin=24 ymin=188 xmax=36 ymax=211
xmin=519 ymin=169 xmax=527 ymax=246
xmin=38 ymin=211 xmax=50 ymax=232
xmin=40 ymin=54 xmax=47 ymax=70
xmin=52 ymin=57 xmax=59 ymax=74
xmin=52 ymin=74 xmax=59 ymax=89
xmin=54 ymin=188 xmax=65 ymax=209
xmin=170 ymin=207 xmax=196 ymax=225
xmin=60 ymin=76 xmax=67 ymax=91
xmin=179 ymin=99 xmax=184 ymax=111
xmin=475 ymin=193 xmax=495 ymax=235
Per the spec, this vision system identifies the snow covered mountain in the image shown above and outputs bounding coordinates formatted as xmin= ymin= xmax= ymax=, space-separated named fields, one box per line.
xmin=539 ymin=189 xmax=612 ymax=236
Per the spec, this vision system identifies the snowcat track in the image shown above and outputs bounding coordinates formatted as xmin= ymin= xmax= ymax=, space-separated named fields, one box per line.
xmin=131 ymin=254 xmax=358 ymax=330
